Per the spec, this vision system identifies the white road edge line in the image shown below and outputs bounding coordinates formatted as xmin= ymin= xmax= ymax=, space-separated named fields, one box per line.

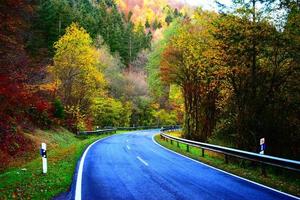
xmin=127 ymin=145 xmax=131 ymax=150
xmin=151 ymin=134 xmax=300 ymax=200
xmin=75 ymin=133 xmax=124 ymax=200
xmin=75 ymin=130 xmax=144 ymax=200
xmin=75 ymin=139 xmax=99 ymax=200
xmin=137 ymin=156 xmax=149 ymax=166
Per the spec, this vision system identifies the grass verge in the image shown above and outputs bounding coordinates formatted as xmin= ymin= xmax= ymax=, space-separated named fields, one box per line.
xmin=154 ymin=134 xmax=300 ymax=197
xmin=0 ymin=129 xmax=126 ymax=199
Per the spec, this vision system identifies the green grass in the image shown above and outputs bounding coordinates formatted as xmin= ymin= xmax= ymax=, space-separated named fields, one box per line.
xmin=0 ymin=129 xmax=125 ymax=199
xmin=154 ymin=134 xmax=300 ymax=197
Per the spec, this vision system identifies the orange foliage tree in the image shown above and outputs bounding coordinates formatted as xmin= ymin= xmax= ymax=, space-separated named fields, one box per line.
xmin=160 ymin=10 xmax=223 ymax=141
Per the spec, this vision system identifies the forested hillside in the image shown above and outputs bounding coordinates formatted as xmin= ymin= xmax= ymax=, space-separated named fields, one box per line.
xmin=157 ymin=1 xmax=300 ymax=159
xmin=116 ymin=0 xmax=184 ymax=34
xmin=0 ymin=0 xmax=181 ymax=170
xmin=0 ymin=0 xmax=299 ymax=171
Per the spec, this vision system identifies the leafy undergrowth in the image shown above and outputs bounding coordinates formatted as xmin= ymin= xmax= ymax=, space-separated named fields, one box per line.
xmin=0 ymin=129 xmax=125 ymax=199
xmin=154 ymin=134 xmax=300 ymax=197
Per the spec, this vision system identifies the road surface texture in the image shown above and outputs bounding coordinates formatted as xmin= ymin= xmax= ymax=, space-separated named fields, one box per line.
xmin=71 ymin=129 xmax=299 ymax=200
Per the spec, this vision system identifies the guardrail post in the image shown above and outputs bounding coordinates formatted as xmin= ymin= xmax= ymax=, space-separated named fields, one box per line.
xmin=170 ymin=140 xmax=173 ymax=145
xmin=225 ymin=155 xmax=228 ymax=164
xmin=186 ymin=144 xmax=189 ymax=152
xmin=261 ymin=164 xmax=267 ymax=177
xmin=201 ymin=148 xmax=204 ymax=157
xmin=177 ymin=141 xmax=180 ymax=148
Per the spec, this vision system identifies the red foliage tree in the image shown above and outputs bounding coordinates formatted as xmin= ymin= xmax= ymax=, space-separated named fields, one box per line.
xmin=0 ymin=0 xmax=52 ymax=170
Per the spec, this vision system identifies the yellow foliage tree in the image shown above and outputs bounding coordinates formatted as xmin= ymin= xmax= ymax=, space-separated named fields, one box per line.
xmin=49 ymin=23 xmax=106 ymax=113
xmin=161 ymin=9 xmax=222 ymax=141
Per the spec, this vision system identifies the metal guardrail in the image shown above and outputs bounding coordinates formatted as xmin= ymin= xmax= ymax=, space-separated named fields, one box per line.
xmin=79 ymin=128 xmax=117 ymax=135
xmin=79 ymin=125 xmax=181 ymax=135
xmin=116 ymin=126 xmax=160 ymax=131
xmin=160 ymin=125 xmax=181 ymax=132
xmin=117 ymin=125 xmax=181 ymax=131
xmin=160 ymin=130 xmax=300 ymax=172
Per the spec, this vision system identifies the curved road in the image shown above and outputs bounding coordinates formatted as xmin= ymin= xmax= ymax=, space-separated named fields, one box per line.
xmin=71 ymin=130 xmax=299 ymax=200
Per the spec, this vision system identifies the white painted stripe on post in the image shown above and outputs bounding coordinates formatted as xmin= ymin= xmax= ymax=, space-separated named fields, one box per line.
xmin=42 ymin=143 xmax=47 ymax=174
xmin=137 ymin=156 xmax=149 ymax=166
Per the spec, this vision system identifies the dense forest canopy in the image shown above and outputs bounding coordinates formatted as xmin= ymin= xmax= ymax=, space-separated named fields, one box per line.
xmin=0 ymin=0 xmax=299 ymax=170
xmin=159 ymin=0 xmax=300 ymax=159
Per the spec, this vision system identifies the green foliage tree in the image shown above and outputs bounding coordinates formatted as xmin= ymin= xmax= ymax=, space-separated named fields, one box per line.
xmin=152 ymin=109 xmax=177 ymax=125
xmin=35 ymin=0 xmax=73 ymax=52
xmin=35 ymin=0 xmax=151 ymax=66
xmin=130 ymin=97 xmax=155 ymax=126
xmin=165 ymin=15 xmax=173 ymax=25
xmin=91 ymin=97 xmax=132 ymax=127
xmin=121 ymin=15 xmax=151 ymax=67
xmin=53 ymin=98 xmax=65 ymax=119
xmin=145 ymin=19 xmax=151 ymax=28
xmin=164 ymin=6 xmax=183 ymax=26
xmin=212 ymin=0 xmax=300 ymax=158
xmin=147 ymin=20 xmax=181 ymax=107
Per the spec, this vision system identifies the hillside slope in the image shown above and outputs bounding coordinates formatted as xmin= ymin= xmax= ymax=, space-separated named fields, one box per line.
xmin=0 ymin=128 xmax=120 ymax=199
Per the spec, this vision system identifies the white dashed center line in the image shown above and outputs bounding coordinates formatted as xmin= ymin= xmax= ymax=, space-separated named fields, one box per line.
xmin=137 ymin=156 xmax=149 ymax=166
xmin=127 ymin=145 xmax=130 ymax=150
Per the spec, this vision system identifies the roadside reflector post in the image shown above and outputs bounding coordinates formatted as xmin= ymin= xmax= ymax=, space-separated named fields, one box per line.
xmin=259 ymin=138 xmax=266 ymax=155
xmin=40 ymin=143 xmax=47 ymax=174
xmin=259 ymin=138 xmax=267 ymax=177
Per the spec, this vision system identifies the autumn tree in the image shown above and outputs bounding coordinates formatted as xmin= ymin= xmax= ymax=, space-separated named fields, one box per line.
xmin=164 ymin=6 xmax=183 ymax=25
xmin=161 ymin=10 xmax=222 ymax=141
xmin=213 ymin=0 xmax=300 ymax=157
xmin=0 ymin=0 xmax=52 ymax=168
xmin=91 ymin=97 xmax=132 ymax=128
xmin=147 ymin=20 xmax=181 ymax=108
xmin=49 ymin=23 xmax=106 ymax=116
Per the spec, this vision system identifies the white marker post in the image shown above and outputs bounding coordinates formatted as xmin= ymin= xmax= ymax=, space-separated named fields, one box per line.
xmin=259 ymin=138 xmax=266 ymax=176
xmin=41 ymin=143 xmax=47 ymax=174
xmin=260 ymin=138 xmax=265 ymax=154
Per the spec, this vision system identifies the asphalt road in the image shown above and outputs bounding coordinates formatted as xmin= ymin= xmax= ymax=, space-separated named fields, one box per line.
xmin=71 ymin=129 xmax=299 ymax=200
